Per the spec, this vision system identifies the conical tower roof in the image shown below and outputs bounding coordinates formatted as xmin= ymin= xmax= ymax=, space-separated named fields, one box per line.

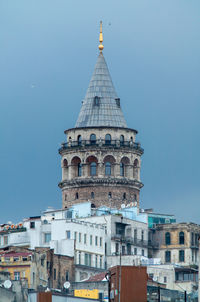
xmin=75 ymin=52 xmax=127 ymax=128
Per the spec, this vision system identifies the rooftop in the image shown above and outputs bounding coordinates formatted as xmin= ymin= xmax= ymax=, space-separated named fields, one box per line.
xmin=75 ymin=23 xmax=128 ymax=129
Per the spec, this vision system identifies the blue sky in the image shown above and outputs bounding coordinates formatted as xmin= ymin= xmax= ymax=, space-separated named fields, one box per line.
xmin=0 ymin=0 xmax=200 ymax=223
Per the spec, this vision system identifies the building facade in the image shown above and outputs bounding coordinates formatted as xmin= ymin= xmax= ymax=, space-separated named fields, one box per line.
xmin=152 ymin=223 xmax=200 ymax=266
xmin=58 ymin=23 xmax=144 ymax=210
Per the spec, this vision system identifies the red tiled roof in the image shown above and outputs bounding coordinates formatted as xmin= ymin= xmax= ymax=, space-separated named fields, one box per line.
xmin=85 ymin=272 xmax=107 ymax=282
xmin=0 ymin=252 xmax=32 ymax=257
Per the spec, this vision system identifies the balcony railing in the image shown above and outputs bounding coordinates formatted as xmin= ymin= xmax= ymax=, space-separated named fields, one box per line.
xmin=111 ymin=235 xmax=148 ymax=247
xmin=59 ymin=139 xmax=144 ymax=153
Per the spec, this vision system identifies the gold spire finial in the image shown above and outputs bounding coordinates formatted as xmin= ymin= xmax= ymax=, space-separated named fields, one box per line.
xmin=98 ymin=21 xmax=104 ymax=53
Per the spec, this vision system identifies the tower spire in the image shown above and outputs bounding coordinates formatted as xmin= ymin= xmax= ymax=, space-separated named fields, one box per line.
xmin=98 ymin=21 xmax=104 ymax=53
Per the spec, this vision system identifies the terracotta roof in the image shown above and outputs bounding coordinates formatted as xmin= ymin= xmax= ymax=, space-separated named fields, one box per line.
xmin=0 ymin=252 xmax=32 ymax=257
xmin=84 ymin=271 xmax=107 ymax=282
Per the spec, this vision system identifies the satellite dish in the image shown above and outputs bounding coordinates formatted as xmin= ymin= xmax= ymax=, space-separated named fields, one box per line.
xmin=4 ymin=280 xmax=12 ymax=289
xmin=63 ymin=281 xmax=71 ymax=289
xmin=121 ymin=204 xmax=125 ymax=209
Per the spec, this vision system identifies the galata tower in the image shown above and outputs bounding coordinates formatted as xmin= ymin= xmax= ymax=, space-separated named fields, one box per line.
xmin=59 ymin=22 xmax=144 ymax=209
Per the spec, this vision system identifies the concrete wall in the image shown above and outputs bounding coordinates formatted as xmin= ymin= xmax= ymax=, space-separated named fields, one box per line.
xmin=0 ymin=287 xmax=15 ymax=302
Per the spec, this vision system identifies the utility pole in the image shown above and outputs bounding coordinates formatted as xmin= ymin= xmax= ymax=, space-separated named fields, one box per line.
xmin=198 ymin=236 xmax=200 ymax=302
xmin=118 ymin=216 xmax=123 ymax=302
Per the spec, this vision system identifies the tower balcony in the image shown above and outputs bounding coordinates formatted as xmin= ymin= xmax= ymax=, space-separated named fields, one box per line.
xmin=59 ymin=139 xmax=144 ymax=155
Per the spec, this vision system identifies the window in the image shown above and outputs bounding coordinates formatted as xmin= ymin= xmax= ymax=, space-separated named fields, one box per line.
xmin=90 ymin=162 xmax=97 ymax=176
xmin=30 ymin=221 xmax=35 ymax=229
xmin=164 ymin=276 xmax=167 ymax=283
xmin=100 ymin=256 xmax=102 ymax=268
xmin=84 ymin=253 xmax=88 ymax=266
xmin=78 ymin=163 xmax=82 ymax=177
xmin=95 ymin=255 xmax=98 ymax=267
xmin=142 ymin=249 xmax=144 ymax=256
xmin=91 ymin=192 xmax=94 ymax=199
xmin=66 ymin=231 xmax=71 ymax=239
xmin=122 ymin=246 xmax=125 ymax=255
xmin=14 ymin=272 xmax=20 ymax=281
xmin=79 ymin=252 xmax=81 ymax=264
xmin=120 ymin=135 xmax=124 ymax=146
xmin=134 ymin=229 xmax=137 ymax=240
xmin=105 ymin=162 xmax=111 ymax=176
xmin=75 ymin=192 xmax=79 ymax=199
xmin=120 ymin=163 xmax=124 ymax=176
xmin=141 ymin=230 xmax=144 ymax=241
xmin=105 ymin=134 xmax=111 ymax=145
xmin=165 ymin=232 xmax=171 ymax=245
xmin=74 ymin=232 xmax=77 ymax=240
xmin=165 ymin=251 xmax=171 ymax=263
xmin=100 ymin=237 xmax=102 ymax=247
xmin=90 ymin=134 xmax=96 ymax=145
xmin=94 ymin=96 xmax=100 ymax=106
xmin=77 ymin=135 xmax=82 ymax=146
xmin=64 ymin=194 xmax=67 ymax=201
xmin=108 ymin=192 xmax=112 ymax=198
xmin=90 ymin=235 xmax=92 ymax=245
xmin=44 ymin=233 xmax=51 ymax=243
xmin=41 ymin=258 xmax=44 ymax=266
xmin=179 ymin=232 xmax=185 ymax=245
xmin=191 ymin=233 xmax=194 ymax=245
xmin=115 ymin=98 xmax=120 ymax=107
xmin=179 ymin=250 xmax=185 ymax=262
xmin=54 ymin=269 xmax=56 ymax=280
xmin=134 ymin=159 xmax=138 ymax=167
xmin=116 ymin=243 xmax=119 ymax=254
xmin=88 ymin=254 xmax=91 ymax=266
xmin=33 ymin=272 xmax=35 ymax=283
xmin=95 ymin=236 xmax=98 ymax=246
xmin=134 ymin=248 xmax=137 ymax=255
xmin=66 ymin=271 xmax=69 ymax=281
xmin=84 ymin=234 xmax=87 ymax=244
xmin=79 ymin=233 xmax=81 ymax=243
xmin=123 ymin=192 xmax=126 ymax=200
xmin=4 ymin=236 xmax=8 ymax=245
xmin=14 ymin=257 xmax=19 ymax=262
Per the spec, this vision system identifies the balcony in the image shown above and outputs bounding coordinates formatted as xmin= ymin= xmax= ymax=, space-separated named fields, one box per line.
xmin=111 ymin=234 xmax=148 ymax=248
xmin=59 ymin=139 xmax=144 ymax=154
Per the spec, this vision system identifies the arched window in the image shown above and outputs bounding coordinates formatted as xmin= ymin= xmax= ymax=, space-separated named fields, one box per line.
xmin=120 ymin=163 xmax=124 ymax=176
xmin=165 ymin=232 xmax=171 ymax=245
xmin=77 ymin=135 xmax=82 ymax=146
xmin=78 ymin=163 xmax=82 ymax=177
xmin=165 ymin=251 xmax=171 ymax=263
xmin=105 ymin=162 xmax=111 ymax=176
xmin=90 ymin=134 xmax=96 ymax=145
xmin=120 ymin=135 xmax=124 ymax=146
xmin=134 ymin=159 xmax=138 ymax=167
xmin=63 ymin=159 xmax=68 ymax=168
xmin=179 ymin=232 xmax=185 ymax=245
xmin=71 ymin=156 xmax=81 ymax=178
xmin=90 ymin=162 xmax=97 ymax=176
xmin=105 ymin=134 xmax=111 ymax=145
xmin=91 ymin=192 xmax=95 ymax=199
